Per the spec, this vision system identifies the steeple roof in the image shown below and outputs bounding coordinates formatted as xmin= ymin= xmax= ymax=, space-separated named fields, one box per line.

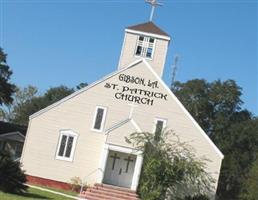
xmin=127 ymin=22 xmax=169 ymax=37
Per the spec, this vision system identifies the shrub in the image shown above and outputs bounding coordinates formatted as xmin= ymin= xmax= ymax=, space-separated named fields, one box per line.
xmin=127 ymin=130 xmax=214 ymax=200
xmin=69 ymin=176 xmax=82 ymax=192
xmin=0 ymin=151 xmax=28 ymax=193
xmin=183 ymin=194 xmax=210 ymax=200
xmin=69 ymin=176 xmax=88 ymax=192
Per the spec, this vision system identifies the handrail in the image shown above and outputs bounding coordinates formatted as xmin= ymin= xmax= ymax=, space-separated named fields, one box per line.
xmin=80 ymin=168 xmax=103 ymax=194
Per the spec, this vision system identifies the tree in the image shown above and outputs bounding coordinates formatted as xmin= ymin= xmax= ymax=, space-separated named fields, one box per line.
xmin=172 ymin=79 xmax=247 ymax=136
xmin=0 ymin=47 xmax=16 ymax=106
xmin=43 ymin=86 xmax=74 ymax=104
xmin=127 ymin=130 xmax=214 ymax=200
xmin=76 ymin=82 xmax=88 ymax=90
xmin=0 ymin=85 xmax=38 ymax=121
xmin=12 ymin=85 xmax=74 ymax=125
xmin=171 ymin=79 xmax=257 ymax=200
xmin=216 ymin=119 xmax=258 ymax=200
xmin=239 ymin=155 xmax=258 ymax=200
xmin=0 ymin=151 xmax=27 ymax=194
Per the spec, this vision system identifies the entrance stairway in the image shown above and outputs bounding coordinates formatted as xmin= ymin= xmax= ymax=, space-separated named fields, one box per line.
xmin=79 ymin=183 xmax=140 ymax=200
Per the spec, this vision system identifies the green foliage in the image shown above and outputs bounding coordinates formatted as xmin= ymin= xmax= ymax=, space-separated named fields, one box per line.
xmin=12 ymin=85 xmax=74 ymax=125
xmin=43 ymin=86 xmax=74 ymax=104
xmin=76 ymin=82 xmax=88 ymax=90
xmin=172 ymin=79 xmax=257 ymax=200
xmin=239 ymin=156 xmax=258 ymax=200
xmin=172 ymin=79 xmax=246 ymax=136
xmin=0 ymin=187 xmax=74 ymax=200
xmin=127 ymin=130 xmax=214 ymax=200
xmin=1 ymin=81 xmax=88 ymax=125
xmin=182 ymin=195 xmax=210 ymax=200
xmin=0 ymin=47 xmax=16 ymax=106
xmin=0 ymin=85 xmax=38 ymax=121
xmin=176 ymin=194 xmax=210 ymax=200
xmin=216 ymin=119 xmax=258 ymax=200
xmin=0 ymin=151 xmax=28 ymax=194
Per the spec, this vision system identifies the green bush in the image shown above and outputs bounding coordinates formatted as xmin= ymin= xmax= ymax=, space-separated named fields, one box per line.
xmin=183 ymin=195 xmax=210 ymax=200
xmin=0 ymin=151 xmax=28 ymax=193
xmin=127 ymin=130 xmax=214 ymax=200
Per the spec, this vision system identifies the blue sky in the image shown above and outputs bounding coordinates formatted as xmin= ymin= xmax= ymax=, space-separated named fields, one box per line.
xmin=0 ymin=0 xmax=257 ymax=115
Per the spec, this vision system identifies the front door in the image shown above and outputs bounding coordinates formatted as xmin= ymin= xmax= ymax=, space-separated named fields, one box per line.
xmin=103 ymin=151 xmax=136 ymax=188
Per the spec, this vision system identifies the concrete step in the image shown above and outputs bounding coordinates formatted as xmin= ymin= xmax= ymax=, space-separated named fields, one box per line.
xmin=92 ymin=184 xmax=138 ymax=197
xmin=95 ymin=183 xmax=136 ymax=194
xmin=79 ymin=183 xmax=140 ymax=200
xmin=80 ymin=191 xmax=138 ymax=200
xmin=87 ymin=188 xmax=138 ymax=199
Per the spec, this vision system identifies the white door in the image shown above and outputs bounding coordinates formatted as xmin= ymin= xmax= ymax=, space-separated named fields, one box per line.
xmin=103 ymin=151 xmax=136 ymax=188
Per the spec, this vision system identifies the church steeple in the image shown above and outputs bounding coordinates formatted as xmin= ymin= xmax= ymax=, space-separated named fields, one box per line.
xmin=118 ymin=22 xmax=171 ymax=77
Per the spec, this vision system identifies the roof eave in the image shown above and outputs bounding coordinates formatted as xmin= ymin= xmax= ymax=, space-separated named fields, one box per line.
xmin=29 ymin=59 xmax=144 ymax=120
xmin=125 ymin=29 xmax=171 ymax=41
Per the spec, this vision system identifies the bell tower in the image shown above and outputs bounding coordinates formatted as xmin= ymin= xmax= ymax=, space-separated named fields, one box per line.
xmin=118 ymin=21 xmax=170 ymax=77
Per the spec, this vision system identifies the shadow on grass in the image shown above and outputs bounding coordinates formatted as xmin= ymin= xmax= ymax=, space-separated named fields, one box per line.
xmin=21 ymin=192 xmax=53 ymax=199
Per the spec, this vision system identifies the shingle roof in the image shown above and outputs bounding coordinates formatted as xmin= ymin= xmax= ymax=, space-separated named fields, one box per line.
xmin=127 ymin=22 xmax=169 ymax=37
xmin=0 ymin=121 xmax=27 ymax=136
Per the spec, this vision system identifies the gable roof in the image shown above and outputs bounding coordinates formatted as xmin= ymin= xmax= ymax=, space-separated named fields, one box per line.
xmin=0 ymin=121 xmax=27 ymax=136
xmin=127 ymin=22 xmax=170 ymax=37
xmin=29 ymin=59 xmax=143 ymax=120
xmin=29 ymin=59 xmax=223 ymax=159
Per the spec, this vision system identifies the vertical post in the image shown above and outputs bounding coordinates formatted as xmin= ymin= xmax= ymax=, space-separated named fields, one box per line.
xmin=131 ymin=153 xmax=143 ymax=190
xmin=97 ymin=144 xmax=109 ymax=183
xmin=146 ymin=0 xmax=163 ymax=22
xmin=150 ymin=5 xmax=155 ymax=21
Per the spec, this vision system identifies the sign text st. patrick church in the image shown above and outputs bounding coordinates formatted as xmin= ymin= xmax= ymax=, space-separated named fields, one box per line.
xmin=104 ymin=74 xmax=168 ymax=106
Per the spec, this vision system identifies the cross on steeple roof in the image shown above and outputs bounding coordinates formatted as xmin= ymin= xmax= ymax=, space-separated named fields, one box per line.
xmin=145 ymin=0 xmax=163 ymax=21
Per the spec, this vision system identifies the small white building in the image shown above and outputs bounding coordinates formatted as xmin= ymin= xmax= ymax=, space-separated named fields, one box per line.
xmin=21 ymin=22 xmax=223 ymax=198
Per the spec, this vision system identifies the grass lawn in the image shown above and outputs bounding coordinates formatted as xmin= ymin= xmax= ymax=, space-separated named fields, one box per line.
xmin=0 ymin=187 xmax=76 ymax=200
xmin=29 ymin=185 xmax=78 ymax=197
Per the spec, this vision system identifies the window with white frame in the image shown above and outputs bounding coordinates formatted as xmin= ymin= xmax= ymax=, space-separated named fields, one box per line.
xmin=153 ymin=118 xmax=167 ymax=141
xmin=92 ymin=106 xmax=107 ymax=132
xmin=135 ymin=36 xmax=155 ymax=58
xmin=56 ymin=130 xmax=78 ymax=161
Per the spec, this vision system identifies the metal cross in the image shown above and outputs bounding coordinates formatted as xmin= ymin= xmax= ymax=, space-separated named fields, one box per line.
xmin=110 ymin=153 xmax=120 ymax=170
xmin=124 ymin=156 xmax=134 ymax=173
xmin=145 ymin=0 xmax=163 ymax=21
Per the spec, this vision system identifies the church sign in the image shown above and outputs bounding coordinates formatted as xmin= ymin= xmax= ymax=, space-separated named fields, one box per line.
xmin=104 ymin=74 xmax=168 ymax=106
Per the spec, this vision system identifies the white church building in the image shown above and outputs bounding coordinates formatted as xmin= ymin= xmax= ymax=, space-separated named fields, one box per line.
xmin=21 ymin=21 xmax=223 ymax=199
